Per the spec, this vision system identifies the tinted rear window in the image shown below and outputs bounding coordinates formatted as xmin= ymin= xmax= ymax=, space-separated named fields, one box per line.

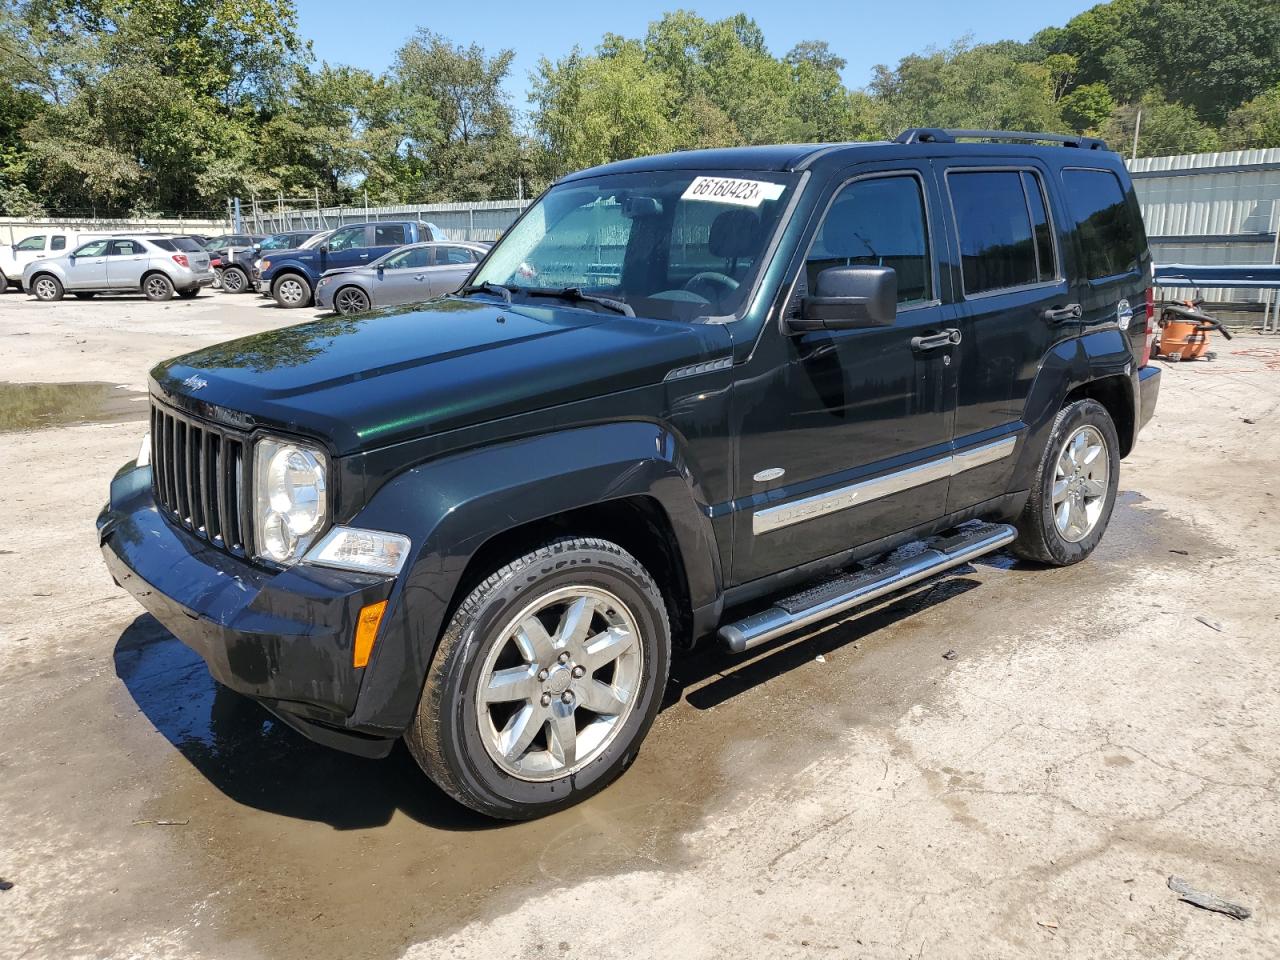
xmin=375 ymin=223 xmax=407 ymax=245
xmin=1062 ymin=168 xmax=1141 ymax=280
xmin=949 ymin=171 xmax=1044 ymax=295
xmin=150 ymin=238 xmax=176 ymax=251
xmin=170 ymin=237 xmax=203 ymax=252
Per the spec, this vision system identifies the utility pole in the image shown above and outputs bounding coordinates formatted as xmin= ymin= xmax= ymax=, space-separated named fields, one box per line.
xmin=1131 ymin=108 xmax=1143 ymax=161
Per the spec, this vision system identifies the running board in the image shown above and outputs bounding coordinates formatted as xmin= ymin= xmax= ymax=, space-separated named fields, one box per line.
xmin=718 ymin=522 xmax=1017 ymax=654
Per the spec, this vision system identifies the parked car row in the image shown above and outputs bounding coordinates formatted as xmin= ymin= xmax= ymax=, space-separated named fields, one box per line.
xmin=6 ymin=218 xmax=492 ymax=313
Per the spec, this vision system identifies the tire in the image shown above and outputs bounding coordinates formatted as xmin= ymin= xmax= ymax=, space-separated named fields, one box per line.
xmin=73 ymin=292 xmax=96 ymax=300
xmin=1011 ymin=399 xmax=1120 ymax=566
xmin=272 ymin=273 xmax=311 ymax=308
xmin=177 ymin=289 xmax=200 ymax=299
xmin=406 ymin=537 xmax=671 ymax=820
xmin=221 ymin=266 xmax=248 ymax=294
xmin=31 ymin=274 xmax=63 ymax=301
xmin=210 ymin=270 xmax=223 ymax=290
xmin=143 ymin=273 xmax=174 ymax=302
xmin=333 ymin=285 xmax=371 ymax=315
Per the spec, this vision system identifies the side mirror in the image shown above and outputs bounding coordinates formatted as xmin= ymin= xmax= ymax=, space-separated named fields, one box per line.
xmin=791 ymin=266 xmax=897 ymax=332
xmin=376 ymin=266 xmax=385 ymax=279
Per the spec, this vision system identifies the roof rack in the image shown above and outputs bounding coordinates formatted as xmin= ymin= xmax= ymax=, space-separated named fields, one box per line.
xmin=895 ymin=128 xmax=1109 ymax=150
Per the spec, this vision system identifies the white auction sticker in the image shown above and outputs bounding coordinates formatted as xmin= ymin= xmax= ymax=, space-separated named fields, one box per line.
xmin=681 ymin=176 xmax=786 ymax=207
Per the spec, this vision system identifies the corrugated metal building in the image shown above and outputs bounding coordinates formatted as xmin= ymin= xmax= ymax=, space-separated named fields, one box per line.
xmin=1129 ymin=148 xmax=1280 ymax=319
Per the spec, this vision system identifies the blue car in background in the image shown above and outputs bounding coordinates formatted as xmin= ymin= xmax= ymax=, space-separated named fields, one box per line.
xmin=256 ymin=220 xmax=443 ymax=308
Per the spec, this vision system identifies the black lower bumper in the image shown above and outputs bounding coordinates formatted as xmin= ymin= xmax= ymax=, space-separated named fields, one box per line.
xmin=98 ymin=463 xmax=399 ymax=757
xmin=1138 ymin=363 xmax=1161 ymax=432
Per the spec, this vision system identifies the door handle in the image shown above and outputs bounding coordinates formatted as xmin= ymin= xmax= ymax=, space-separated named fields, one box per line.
xmin=414 ymin=274 xmax=426 ymax=281
xmin=911 ymin=328 xmax=962 ymax=351
xmin=1042 ymin=303 xmax=1082 ymax=323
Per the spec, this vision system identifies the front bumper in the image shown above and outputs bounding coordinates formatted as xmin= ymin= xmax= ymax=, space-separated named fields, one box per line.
xmin=98 ymin=462 xmax=399 ymax=757
xmin=1138 ymin=364 xmax=1161 ymax=432
xmin=314 ymin=281 xmax=335 ymax=309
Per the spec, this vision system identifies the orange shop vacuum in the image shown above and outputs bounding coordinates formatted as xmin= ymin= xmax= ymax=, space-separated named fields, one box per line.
xmin=1151 ymin=299 xmax=1233 ymax=362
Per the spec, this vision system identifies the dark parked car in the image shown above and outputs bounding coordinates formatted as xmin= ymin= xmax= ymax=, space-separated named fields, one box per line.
xmin=256 ymin=220 xmax=442 ymax=308
xmin=215 ymin=231 xmax=318 ymax=294
xmin=99 ymin=129 xmax=1160 ymax=819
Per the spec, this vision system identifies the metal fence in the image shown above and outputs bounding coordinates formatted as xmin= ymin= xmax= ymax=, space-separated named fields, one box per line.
xmin=242 ymin=197 xmax=531 ymax=242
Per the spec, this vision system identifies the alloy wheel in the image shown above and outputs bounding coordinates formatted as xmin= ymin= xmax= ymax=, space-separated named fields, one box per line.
xmin=474 ymin=585 xmax=644 ymax=782
xmin=34 ymin=278 xmax=58 ymax=300
xmin=335 ymin=288 xmax=370 ymax=314
xmin=1052 ymin=424 xmax=1109 ymax=542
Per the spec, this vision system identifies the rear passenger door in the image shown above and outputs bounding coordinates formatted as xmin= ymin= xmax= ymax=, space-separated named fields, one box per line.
xmin=941 ymin=163 xmax=1079 ymax=512
xmin=426 ymin=244 xmax=478 ymax=295
xmin=106 ymin=239 xmax=148 ymax=289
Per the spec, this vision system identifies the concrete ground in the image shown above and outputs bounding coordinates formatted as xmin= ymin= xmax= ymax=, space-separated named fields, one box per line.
xmin=1 ymin=288 xmax=1278 ymax=960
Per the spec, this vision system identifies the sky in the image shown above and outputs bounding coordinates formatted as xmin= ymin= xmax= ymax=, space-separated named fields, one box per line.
xmin=298 ymin=0 xmax=1099 ymax=109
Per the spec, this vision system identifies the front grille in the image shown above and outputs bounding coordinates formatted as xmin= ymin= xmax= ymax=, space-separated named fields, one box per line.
xmin=150 ymin=401 xmax=250 ymax=555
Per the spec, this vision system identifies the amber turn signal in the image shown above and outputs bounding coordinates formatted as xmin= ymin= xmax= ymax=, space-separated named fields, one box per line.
xmin=353 ymin=600 xmax=388 ymax=668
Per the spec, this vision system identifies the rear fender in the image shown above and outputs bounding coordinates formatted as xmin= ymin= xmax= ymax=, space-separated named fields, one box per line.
xmin=344 ymin=421 xmax=720 ymax=733
xmin=1012 ymin=328 xmax=1135 ymax=490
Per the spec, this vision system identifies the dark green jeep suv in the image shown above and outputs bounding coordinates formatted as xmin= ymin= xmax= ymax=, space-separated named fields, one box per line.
xmin=98 ymin=129 xmax=1160 ymax=819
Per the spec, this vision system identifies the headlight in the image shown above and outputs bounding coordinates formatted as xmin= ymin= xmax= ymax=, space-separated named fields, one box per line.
xmin=253 ymin=437 xmax=328 ymax=564
xmin=318 ymin=276 xmax=332 ymax=286
xmin=260 ymin=259 xmax=272 ymax=271
xmin=304 ymin=526 xmax=411 ymax=575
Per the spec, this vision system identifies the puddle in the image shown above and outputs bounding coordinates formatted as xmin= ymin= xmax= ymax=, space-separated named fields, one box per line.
xmin=0 ymin=381 xmax=147 ymax=432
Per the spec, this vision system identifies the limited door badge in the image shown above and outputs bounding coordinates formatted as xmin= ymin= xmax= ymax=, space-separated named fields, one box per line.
xmin=1116 ymin=299 xmax=1133 ymax=331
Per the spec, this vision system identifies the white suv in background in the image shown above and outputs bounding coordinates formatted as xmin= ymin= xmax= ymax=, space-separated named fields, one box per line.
xmin=1 ymin=230 xmax=113 ymax=291
xmin=22 ymin=235 xmax=214 ymax=302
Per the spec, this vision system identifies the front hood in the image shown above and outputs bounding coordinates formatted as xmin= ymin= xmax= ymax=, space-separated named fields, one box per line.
xmin=151 ymin=299 xmax=727 ymax=454
xmin=319 ymin=265 xmax=362 ymax=278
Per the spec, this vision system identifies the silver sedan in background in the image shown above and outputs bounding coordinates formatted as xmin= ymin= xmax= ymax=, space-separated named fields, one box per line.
xmin=314 ymin=241 xmax=488 ymax=315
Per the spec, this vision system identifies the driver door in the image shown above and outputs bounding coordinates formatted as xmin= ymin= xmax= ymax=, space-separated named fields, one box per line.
xmin=372 ymin=246 xmax=432 ymax=304
xmin=64 ymin=239 xmax=110 ymax=290
xmin=730 ymin=163 xmax=961 ymax=585
xmin=321 ymin=224 xmax=372 ymax=272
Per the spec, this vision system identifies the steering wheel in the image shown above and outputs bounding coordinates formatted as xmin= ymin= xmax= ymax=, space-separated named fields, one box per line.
xmin=683 ymin=271 xmax=739 ymax=303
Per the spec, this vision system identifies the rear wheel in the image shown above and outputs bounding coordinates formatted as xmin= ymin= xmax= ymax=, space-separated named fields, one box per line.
xmin=1011 ymin=399 xmax=1120 ymax=566
xmin=272 ymin=273 xmax=311 ymax=308
xmin=143 ymin=273 xmax=174 ymax=302
xmin=406 ymin=537 xmax=671 ymax=820
xmin=220 ymin=266 xmax=248 ymax=294
xmin=31 ymin=274 xmax=63 ymax=301
xmin=333 ymin=285 xmax=371 ymax=315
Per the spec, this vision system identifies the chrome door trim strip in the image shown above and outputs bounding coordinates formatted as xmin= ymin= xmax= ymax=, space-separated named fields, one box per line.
xmin=752 ymin=435 xmax=1018 ymax=535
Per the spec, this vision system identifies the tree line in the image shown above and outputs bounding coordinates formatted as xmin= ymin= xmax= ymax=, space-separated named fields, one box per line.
xmin=2 ymin=0 xmax=1278 ymax=217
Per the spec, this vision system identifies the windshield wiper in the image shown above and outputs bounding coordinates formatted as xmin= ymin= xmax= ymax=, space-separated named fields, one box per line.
xmin=522 ymin=286 xmax=634 ymax=317
xmin=459 ymin=281 xmax=514 ymax=305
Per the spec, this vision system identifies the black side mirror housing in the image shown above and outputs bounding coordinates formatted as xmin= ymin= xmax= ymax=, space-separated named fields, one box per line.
xmin=791 ymin=265 xmax=898 ymax=331
xmin=376 ymin=266 xmax=385 ymax=279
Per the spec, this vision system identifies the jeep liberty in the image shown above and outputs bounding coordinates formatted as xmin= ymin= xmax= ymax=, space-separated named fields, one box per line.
xmin=98 ymin=129 xmax=1161 ymax=819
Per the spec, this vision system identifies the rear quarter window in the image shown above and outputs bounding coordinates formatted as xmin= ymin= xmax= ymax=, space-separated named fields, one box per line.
xmin=170 ymin=237 xmax=203 ymax=252
xmin=1062 ymin=168 xmax=1142 ymax=280
xmin=149 ymin=238 xmax=177 ymax=251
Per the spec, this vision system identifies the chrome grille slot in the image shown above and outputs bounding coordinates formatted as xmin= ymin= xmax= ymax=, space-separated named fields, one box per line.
xmin=150 ymin=400 xmax=249 ymax=555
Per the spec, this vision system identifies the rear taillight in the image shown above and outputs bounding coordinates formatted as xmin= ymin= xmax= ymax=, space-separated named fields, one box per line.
xmin=173 ymin=254 xmax=190 ymax=268
xmin=209 ymin=256 xmax=220 ymax=267
xmin=1140 ymin=286 xmax=1156 ymax=366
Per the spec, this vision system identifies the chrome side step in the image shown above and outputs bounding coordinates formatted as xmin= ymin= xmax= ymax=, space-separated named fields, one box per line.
xmin=718 ymin=522 xmax=1017 ymax=654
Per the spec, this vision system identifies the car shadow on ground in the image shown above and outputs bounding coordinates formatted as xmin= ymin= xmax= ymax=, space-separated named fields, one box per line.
xmin=664 ymin=571 xmax=985 ymax=711
xmin=112 ymin=614 xmax=502 ymax=832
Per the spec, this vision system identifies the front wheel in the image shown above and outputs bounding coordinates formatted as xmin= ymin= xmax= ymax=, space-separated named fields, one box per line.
xmin=31 ymin=275 xmax=63 ymax=301
xmin=1011 ymin=399 xmax=1120 ymax=566
xmin=406 ymin=537 xmax=671 ymax=820
xmin=272 ymin=274 xmax=311 ymax=308
xmin=333 ymin=285 xmax=371 ymax=315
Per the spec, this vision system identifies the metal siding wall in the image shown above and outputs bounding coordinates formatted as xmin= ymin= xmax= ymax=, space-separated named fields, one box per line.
xmin=1130 ymin=150 xmax=1280 ymax=309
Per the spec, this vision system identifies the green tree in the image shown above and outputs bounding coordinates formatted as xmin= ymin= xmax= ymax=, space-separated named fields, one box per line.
xmin=1059 ymin=82 xmax=1115 ymax=133
xmin=1103 ymin=97 xmax=1222 ymax=158
xmin=871 ymin=40 xmax=1065 ymax=137
xmin=1223 ymin=86 xmax=1280 ymax=150
xmin=392 ymin=30 xmax=521 ymax=201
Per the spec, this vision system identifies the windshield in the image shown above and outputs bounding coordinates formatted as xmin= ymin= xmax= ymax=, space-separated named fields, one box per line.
xmin=261 ymin=234 xmax=303 ymax=251
xmin=470 ymin=169 xmax=797 ymax=321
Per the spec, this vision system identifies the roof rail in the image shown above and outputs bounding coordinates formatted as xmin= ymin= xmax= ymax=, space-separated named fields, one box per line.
xmin=895 ymin=128 xmax=1109 ymax=150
